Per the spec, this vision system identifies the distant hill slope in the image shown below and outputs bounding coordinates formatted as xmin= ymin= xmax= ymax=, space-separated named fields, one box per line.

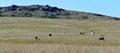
xmin=0 ymin=5 xmax=120 ymax=20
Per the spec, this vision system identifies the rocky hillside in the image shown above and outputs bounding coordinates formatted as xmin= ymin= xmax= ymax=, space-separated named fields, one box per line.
xmin=0 ymin=5 xmax=120 ymax=20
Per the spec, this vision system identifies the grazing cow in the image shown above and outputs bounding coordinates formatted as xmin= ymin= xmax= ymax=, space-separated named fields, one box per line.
xmin=49 ymin=34 xmax=52 ymax=36
xmin=80 ymin=32 xmax=86 ymax=34
xmin=99 ymin=35 xmax=104 ymax=40
xmin=90 ymin=32 xmax=95 ymax=35
xmin=35 ymin=36 xmax=38 ymax=40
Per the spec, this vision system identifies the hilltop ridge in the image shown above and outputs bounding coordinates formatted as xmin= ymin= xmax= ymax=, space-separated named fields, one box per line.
xmin=0 ymin=5 xmax=120 ymax=20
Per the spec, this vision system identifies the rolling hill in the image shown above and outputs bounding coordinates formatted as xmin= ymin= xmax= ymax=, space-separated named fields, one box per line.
xmin=0 ymin=5 xmax=120 ymax=20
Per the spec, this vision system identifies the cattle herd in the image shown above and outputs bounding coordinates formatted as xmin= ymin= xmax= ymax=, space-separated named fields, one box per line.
xmin=35 ymin=31 xmax=105 ymax=41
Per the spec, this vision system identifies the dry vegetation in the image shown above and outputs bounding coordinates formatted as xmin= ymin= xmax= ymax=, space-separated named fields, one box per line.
xmin=0 ymin=17 xmax=120 ymax=53
xmin=0 ymin=44 xmax=120 ymax=53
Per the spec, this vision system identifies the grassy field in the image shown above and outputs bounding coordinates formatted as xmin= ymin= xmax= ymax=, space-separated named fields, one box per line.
xmin=0 ymin=17 xmax=120 ymax=53
xmin=0 ymin=44 xmax=120 ymax=53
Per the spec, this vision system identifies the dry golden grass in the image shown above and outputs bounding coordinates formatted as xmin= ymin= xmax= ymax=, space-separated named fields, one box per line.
xmin=0 ymin=44 xmax=120 ymax=53
xmin=0 ymin=17 xmax=120 ymax=53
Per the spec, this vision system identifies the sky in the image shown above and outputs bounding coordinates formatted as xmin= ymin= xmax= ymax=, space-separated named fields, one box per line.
xmin=0 ymin=0 xmax=120 ymax=18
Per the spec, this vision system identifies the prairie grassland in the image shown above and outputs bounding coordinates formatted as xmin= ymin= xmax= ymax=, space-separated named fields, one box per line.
xmin=0 ymin=44 xmax=120 ymax=53
xmin=0 ymin=17 xmax=120 ymax=53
